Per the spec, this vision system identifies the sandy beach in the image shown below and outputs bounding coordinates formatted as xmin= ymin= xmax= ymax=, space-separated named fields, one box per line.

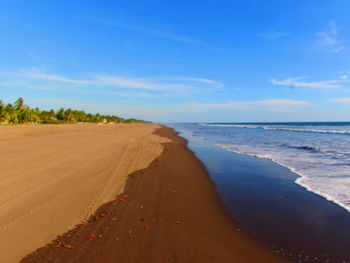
xmin=14 ymin=125 xmax=288 ymax=263
xmin=0 ymin=123 xmax=168 ymax=263
xmin=2 ymin=1 xmax=347 ymax=262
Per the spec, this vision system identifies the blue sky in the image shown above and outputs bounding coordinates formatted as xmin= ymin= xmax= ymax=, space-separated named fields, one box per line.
xmin=0 ymin=0 xmax=350 ymax=122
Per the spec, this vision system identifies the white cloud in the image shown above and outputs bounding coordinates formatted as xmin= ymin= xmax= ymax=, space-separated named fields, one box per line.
xmin=0 ymin=80 xmax=57 ymax=91
xmin=0 ymin=68 xmax=223 ymax=96
xmin=19 ymin=69 xmax=92 ymax=85
xmin=184 ymin=99 xmax=310 ymax=112
xmin=316 ymin=21 xmax=345 ymax=53
xmin=270 ymin=77 xmax=347 ymax=89
xmin=333 ymin=97 xmax=350 ymax=104
xmin=176 ymin=77 xmax=223 ymax=86
xmin=257 ymin=30 xmax=289 ymax=39
xmin=93 ymin=74 xmax=166 ymax=91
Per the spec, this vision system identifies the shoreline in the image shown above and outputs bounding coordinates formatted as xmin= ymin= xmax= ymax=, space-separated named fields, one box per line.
xmin=175 ymin=126 xmax=350 ymax=263
xmin=20 ymin=125 xmax=288 ymax=263
xmin=221 ymin=144 xmax=350 ymax=213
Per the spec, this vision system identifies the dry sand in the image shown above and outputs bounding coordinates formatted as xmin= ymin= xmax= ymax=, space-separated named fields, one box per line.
xmin=20 ymin=126 xmax=289 ymax=263
xmin=0 ymin=123 xmax=168 ymax=263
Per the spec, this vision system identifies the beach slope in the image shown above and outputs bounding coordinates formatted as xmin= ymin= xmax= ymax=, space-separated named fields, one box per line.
xmin=19 ymin=126 xmax=288 ymax=263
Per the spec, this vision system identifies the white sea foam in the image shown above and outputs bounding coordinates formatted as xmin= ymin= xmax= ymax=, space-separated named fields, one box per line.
xmin=183 ymin=123 xmax=350 ymax=212
xmin=217 ymin=143 xmax=350 ymax=213
xmin=201 ymin=123 xmax=350 ymax=135
xmin=263 ymin=126 xmax=350 ymax=135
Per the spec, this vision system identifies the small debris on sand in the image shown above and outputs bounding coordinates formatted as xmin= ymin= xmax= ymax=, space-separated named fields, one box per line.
xmin=119 ymin=194 xmax=129 ymax=202
xmin=63 ymin=244 xmax=72 ymax=249
xmin=87 ymin=234 xmax=95 ymax=241
xmin=100 ymin=227 xmax=109 ymax=232
xmin=98 ymin=211 xmax=108 ymax=218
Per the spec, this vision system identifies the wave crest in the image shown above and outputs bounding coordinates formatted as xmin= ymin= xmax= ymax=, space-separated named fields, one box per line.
xmin=201 ymin=123 xmax=350 ymax=135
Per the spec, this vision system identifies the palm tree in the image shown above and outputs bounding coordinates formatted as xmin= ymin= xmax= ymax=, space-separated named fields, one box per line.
xmin=0 ymin=97 xmax=146 ymax=125
xmin=56 ymin=108 xmax=65 ymax=120
xmin=14 ymin=97 xmax=24 ymax=111
xmin=0 ymin=100 xmax=7 ymax=124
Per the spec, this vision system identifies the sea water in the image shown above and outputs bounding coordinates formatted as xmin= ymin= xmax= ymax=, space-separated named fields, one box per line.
xmin=173 ymin=122 xmax=350 ymax=213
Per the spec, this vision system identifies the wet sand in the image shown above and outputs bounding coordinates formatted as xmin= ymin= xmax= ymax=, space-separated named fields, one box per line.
xmin=20 ymin=126 xmax=288 ymax=263
xmin=176 ymin=127 xmax=350 ymax=263
xmin=0 ymin=123 xmax=168 ymax=263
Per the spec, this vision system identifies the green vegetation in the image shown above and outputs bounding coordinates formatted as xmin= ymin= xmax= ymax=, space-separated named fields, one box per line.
xmin=0 ymin=98 xmax=145 ymax=125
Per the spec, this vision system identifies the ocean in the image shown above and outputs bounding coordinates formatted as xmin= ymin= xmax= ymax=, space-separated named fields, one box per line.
xmin=175 ymin=122 xmax=350 ymax=213
xmin=169 ymin=122 xmax=350 ymax=263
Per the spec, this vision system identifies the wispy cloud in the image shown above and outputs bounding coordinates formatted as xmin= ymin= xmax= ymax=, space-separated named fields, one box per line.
xmin=270 ymin=76 xmax=348 ymax=89
xmin=95 ymin=19 xmax=209 ymax=48
xmin=174 ymin=77 xmax=224 ymax=89
xmin=316 ymin=21 xmax=345 ymax=53
xmin=93 ymin=74 xmax=166 ymax=91
xmin=0 ymin=80 xmax=58 ymax=91
xmin=19 ymin=70 xmax=90 ymax=85
xmin=257 ymin=30 xmax=289 ymax=39
xmin=332 ymin=97 xmax=350 ymax=104
xmin=184 ymin=99 xmax=310 ymax=112
xmin=31 ymin=97 xmax=186 ymax=119
xmin=0 ymin=68 xmax=223 ymax=97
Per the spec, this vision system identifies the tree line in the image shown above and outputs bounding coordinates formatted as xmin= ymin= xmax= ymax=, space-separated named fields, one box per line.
xmin=0 ymin=98 xmax=145 ymax=125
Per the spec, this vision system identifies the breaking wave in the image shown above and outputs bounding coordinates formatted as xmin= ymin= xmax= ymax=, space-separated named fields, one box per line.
xmin=200 ymin=123 xmax=350 ymax=135
xmin=191 ymin=122 xmax=350 ymax=213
